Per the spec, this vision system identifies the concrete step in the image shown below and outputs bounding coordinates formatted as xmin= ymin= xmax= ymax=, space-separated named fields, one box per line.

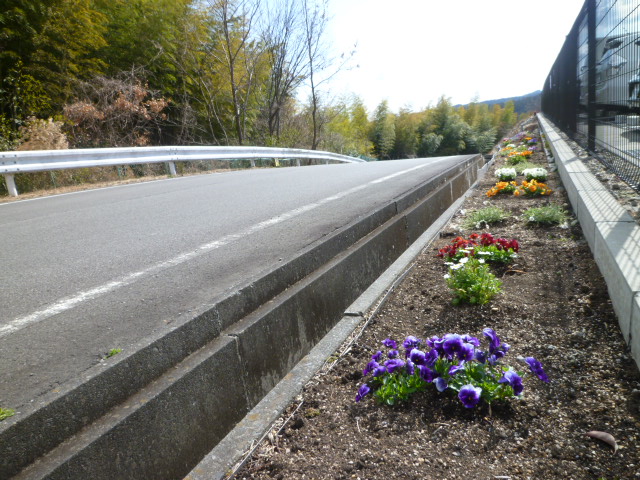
xmin=2 ymin=155 xmax=482 ymax=479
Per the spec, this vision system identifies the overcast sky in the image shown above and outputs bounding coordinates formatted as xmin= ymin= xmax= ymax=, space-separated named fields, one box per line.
xmin=322 ymin=0 xmax=586 ymax=112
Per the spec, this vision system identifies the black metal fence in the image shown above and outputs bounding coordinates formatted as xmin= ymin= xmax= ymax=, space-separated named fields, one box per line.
xmin=542 ymin=0 xmax=640 ymax=191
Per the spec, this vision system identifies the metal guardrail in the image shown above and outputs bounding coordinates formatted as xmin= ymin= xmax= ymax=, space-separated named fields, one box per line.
xmin=0 ymin=146 xmax=365 ymax=197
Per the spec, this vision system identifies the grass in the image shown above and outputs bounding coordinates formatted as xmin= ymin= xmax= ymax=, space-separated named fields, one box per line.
xmin=523 ymin=204 xmax=568 ymax=226
xmin=463 ymin=206 xmax=509 ymax=230
xmin=106 ymin=348 xmax=122 ymax=359
xmin=0 ymin=407 xmax=15 ymax=421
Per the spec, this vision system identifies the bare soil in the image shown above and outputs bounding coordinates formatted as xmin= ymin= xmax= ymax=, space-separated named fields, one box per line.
xmin=234 ymin=119 xmax=640 ymax=480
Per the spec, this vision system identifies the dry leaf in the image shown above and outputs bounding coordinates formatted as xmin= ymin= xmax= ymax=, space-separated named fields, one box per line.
xmin=585 ymin=431 xmax=618 ymax=452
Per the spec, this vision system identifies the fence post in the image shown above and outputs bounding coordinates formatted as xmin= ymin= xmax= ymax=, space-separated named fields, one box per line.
xmin=587 ymin=0 xmax=596 ymax=152
xmin=167 ymin=161 xmax=177 ymax=176
xmin=3 ymin=174 xmax=18 ymax=197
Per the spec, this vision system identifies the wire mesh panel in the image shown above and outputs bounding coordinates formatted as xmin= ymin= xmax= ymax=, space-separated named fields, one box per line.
xmin=542 ymin=0 xmax=640 ymax=191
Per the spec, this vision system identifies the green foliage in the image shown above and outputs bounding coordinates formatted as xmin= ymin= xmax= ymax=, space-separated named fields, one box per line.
xmin=513 ymin=161 xmax=543 ymax=174
xmin=523 ymin=204 xmax=568 ymax=226
xmin=462 ymin=206 xmax=508 ymax=230
xmin=390 ymin=107 xmax=419 ymax=158
xmin=0 ymin=114 xmax=19 ymax=150
xmin=446 ymin=257 xmax=502 ymax=305
xmin=323 ymin=96 xmax=373 ymax=156
xmin=370 ymin=100 xmax=395 ymax=159
xmin=372 ymin=367 xmax=428 ymax=405
xmin=0 ymin=407 xmax=15 ymax=421
xmin=106 ymin=348 xmax=122 ymax=358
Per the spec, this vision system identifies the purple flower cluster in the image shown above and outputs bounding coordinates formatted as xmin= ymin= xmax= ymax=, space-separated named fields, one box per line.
xmin=355 ymin=329 xmax=549 ymax=409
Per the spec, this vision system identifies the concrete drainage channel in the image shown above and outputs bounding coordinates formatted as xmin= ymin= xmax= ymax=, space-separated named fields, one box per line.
xmin=2 ymin=154 xmax=483 ymax=480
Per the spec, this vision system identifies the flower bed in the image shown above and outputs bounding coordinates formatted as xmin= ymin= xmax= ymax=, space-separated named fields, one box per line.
xmin=236 ymin=119 xmax=640 ymax=480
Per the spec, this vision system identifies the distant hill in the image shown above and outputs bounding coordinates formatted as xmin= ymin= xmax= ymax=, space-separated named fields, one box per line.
xmin=457 ymin=91 xmax=541 ymax=114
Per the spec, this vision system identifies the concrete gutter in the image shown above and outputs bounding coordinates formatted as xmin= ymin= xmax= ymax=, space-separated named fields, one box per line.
xmin=186 ymin=156 xmax=495 ymax=479
xmin=538 ymin=113 xmax=640 ymax=370
xmin=4 ymin=155 xmax=484 ymax=479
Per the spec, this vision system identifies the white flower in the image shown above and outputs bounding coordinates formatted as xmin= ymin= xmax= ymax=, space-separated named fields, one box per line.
xmin=459 ymin=257 xmax=469 ymax=264
xmin=443 ymin=274 xmax=451 ymax=279
xmin=477 ymin=251 xmax=492 ymax=255
xmin=478 ymin=259 xmax=485 ymax=264
xmin=450 ymin=263 xmax=464 ymax=270
xmin=523 ymin=167 xmax=547 ymax=180
xmin=529 ymin=216 xmax=536 ymax=222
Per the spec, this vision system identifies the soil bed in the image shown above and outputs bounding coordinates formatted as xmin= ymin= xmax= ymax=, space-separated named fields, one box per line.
xmin=235 ymin=119 xmax=640 ymax=480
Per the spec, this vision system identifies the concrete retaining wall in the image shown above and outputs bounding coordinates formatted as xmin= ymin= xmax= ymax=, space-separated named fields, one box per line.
xmin=5 ymin=155 xmax=483 ymax=479
xmin=538 ymin=114 xmax=640 ymax=370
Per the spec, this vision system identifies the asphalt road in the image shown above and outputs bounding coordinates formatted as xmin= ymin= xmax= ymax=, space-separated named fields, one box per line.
xmin=0 ymin=156 xmax=470 ymax=409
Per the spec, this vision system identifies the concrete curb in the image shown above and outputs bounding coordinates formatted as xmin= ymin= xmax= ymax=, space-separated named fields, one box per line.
xmin=4 ymin=155 xmax=484 ymax=479
xmin=186 ymin=157 xmax=494 ymax=480
xmin=538 ymin=114 xmax=640 ymax=370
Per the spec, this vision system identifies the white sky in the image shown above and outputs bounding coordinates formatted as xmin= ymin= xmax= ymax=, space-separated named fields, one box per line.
xmin=323 ymin=0 xmax=586 ymax=112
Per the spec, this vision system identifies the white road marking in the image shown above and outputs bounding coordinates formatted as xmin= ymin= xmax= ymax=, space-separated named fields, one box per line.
xmin=1 ymin=158 xmax=454 ymax=337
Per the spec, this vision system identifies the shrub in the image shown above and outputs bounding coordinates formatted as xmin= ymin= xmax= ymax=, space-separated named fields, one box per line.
xmin=16 ymin=117 xmax=69 ymax=151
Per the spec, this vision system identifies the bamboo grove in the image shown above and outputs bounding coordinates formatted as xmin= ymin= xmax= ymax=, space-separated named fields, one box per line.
xmin=0 ymin=0 xmax=523 ymax=183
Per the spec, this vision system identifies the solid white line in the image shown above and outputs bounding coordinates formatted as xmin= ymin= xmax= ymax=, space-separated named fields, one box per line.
xmin=0 ymin=158 xmax=453 ymax=338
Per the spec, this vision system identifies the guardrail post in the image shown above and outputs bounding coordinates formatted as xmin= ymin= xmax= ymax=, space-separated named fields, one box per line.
xmin=3 ymin=174 xmax=18 ymax=197
xmin=167 ymin=161 xmax=177 ymax=176
xmin=296 ymin=158 xmax=301 ymax=167
xmin=250 ymin=159 xmax=256 ymax=168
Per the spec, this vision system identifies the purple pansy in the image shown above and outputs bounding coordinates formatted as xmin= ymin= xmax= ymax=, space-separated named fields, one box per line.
xmin=462 ymin=334 xmax=480 ymax=347
xmin=483 ymin=328 xmax=501 ymax=352
xmin=499 ymin=369 xmax=524 ymax=396
xmin=409 ymin=348 xmax=426 ymax=365
xmin=434 ymin=377 xmax=448 ymax=392
xmin=371 ymin=350 xmax=383 ymax=362
xmin=418 ymin=365 xmax=437 ymax=382
xmin=458 ymin=384 xmax=482 ymax=408
xmin=459 ymin=343 xmax=475 ymax=362
xmin=355 ymin=384 xmax=371 ymax=402
xmin=387 ymin=349 xmax=399 ymax=359
xmin=384 ymin=358 xmax=405 ymax=373
xmin=525 ymin=357 xmax=549 ymax=383
xmin=405 ymin=359 xmax=415 ymax=376
xmin=403 ymin=336 xmax=421 ymax=352
xmin=382 ymin=338 xmax=397 ymax=349
xmin=363 ymin=360 xmax=379 ymax=376
xmin=443 ymin=334 xmax=464 ymax=358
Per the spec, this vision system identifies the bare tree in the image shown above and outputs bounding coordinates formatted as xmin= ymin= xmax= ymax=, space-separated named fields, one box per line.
xmin=301 ymin=0 xmax=354 ymax=150
xmin=259 ymin=0 xmax=308 ymax=141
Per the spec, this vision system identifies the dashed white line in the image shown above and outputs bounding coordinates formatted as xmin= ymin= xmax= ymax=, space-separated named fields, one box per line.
xmin=0 ymin=158 xmax=453 ymax=338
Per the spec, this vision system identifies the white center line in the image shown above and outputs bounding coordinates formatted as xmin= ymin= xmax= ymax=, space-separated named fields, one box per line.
xmin=1 ymin=158 xmax=453 ymax=338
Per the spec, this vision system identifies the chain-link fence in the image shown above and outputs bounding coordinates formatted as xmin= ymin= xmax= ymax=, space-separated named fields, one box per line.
xmin=542 ymin=0 xmax=640 ymax=192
